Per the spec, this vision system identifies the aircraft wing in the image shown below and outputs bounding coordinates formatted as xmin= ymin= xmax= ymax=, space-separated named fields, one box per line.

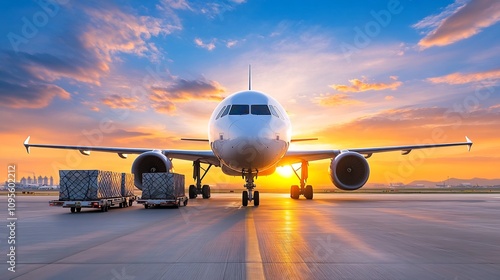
xmin=23 ymin=136 xmax=220 ymax=166
xmin=279 ymin=137 xmax=473 ymax=165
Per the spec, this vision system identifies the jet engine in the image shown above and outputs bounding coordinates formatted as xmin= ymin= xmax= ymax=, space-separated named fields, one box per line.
xmin=329 ymin=151 xmax=370 ymax=191
xmin=131 ymin=150 xmax=173 ymax=190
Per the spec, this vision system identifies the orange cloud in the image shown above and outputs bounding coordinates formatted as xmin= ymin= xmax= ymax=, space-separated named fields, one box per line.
xmin=101 ymin=94 xmax=139 ymax=110
xmin=416 ymin=0 xmax=500 ymax=49
xmin=427 ymin=69 xmax=500 ymax=85
xmin=330 ymin=76 xmax=402 ymax=93
xmin=317 ymin=94 xmax=362 ymax=107
xmin=81 ymin=6 xmax=178 ymax=67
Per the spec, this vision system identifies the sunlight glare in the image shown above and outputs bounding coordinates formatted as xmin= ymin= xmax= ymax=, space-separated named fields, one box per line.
xmin=276 ymin=166 xmax=293 ymax=178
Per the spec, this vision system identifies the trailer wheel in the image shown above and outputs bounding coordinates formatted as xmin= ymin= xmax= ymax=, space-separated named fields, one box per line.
xmin=70 ymin=207 xmax=76 ymax=213
xmin=183 ymin=198 xmax=188 ymax=206
xmin=129 ymin=200 xmax=133 ymax=207
xmin=144 ymin=204 xmax=149 ymax=209
xmin=76 ymin=208 xmax=81 ymax=213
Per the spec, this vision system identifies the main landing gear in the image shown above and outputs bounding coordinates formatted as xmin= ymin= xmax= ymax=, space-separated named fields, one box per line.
xmin=188 ymin=160 xmax=213 ymax=199
xmin=290 ymin=160 xmax=313 ymax=200
xmin=242 ymin=171 xmax=259 ymax=207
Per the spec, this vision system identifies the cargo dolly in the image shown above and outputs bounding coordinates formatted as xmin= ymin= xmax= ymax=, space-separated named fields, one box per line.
xmin=50 ymin=196 xmax=137 ymax=213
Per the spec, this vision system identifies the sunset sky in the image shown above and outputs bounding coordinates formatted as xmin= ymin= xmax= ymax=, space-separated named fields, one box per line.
xmin=1 ymin=0 xmax=499 ymax=188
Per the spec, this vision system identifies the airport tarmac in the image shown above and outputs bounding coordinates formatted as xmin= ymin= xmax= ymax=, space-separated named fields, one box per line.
xmin=1 ymin=193 xmax=500 ymax=280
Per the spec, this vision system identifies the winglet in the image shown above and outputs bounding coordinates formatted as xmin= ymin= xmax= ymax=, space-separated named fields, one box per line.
xmin=248 ymin=64 xmax=252 ymax=90
xmin=465 ymin=136 xmax=473 ymax=152
xmin=24 ymin=136 xmax=31 ymax=154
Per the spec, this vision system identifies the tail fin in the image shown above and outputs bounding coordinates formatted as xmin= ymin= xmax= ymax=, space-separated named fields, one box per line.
xmin=248 ymin=64 xmax=252 ymax=90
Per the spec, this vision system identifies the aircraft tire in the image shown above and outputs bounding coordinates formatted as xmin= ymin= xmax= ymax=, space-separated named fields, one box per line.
xmin=189 ymin=185 xmax=197 ymax=199
xmin=202 ymin=185 xmax=211 ymax=199
xmin=242 ymin=191 xmax=248 ymax=206
xmin=290 ymin=185 xmax=300 ymax=199
xmin=305 ymin=185 xmax=313 ymax=200
xmin=254 ymin=191 xmax=260 ymax=206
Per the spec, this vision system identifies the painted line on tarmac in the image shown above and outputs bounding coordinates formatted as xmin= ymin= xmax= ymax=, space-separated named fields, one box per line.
xmin=246 ymin=208 xmax=265 ymax=279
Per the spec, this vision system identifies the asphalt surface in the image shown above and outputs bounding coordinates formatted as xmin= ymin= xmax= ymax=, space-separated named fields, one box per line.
xmin=1 ymin=193 xmax=500 ymax=280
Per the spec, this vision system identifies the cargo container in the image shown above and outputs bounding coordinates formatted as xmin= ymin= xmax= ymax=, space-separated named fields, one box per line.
xmin=49 ymin=170 xmax=137 ymax=213
xmin=137 ymin=172 xmax=188 ymax=208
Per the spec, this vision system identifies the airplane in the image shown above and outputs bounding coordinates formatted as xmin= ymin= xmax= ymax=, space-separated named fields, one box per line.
xmin=23 ymin=68 xmax=473 ymax=206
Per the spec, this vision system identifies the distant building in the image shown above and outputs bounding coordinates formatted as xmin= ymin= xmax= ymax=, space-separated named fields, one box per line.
xmin=50 ymin=176 xmax=54 ymax=186
xmin=27 ymin=176 xmax=32 ymax=184
xmin=43 ymin=176 xmax=48 ymax=185
xmin=20 ymin=177 xmax=27 ymax=185
xmin=37 ymin=176 xmax=43 ymax=186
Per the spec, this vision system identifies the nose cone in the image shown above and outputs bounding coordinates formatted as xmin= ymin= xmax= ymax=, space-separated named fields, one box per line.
xmin=230 ymin=118 xmax=276 ymax=141
xmin=218 ymin=118 xmax=286 ymax=172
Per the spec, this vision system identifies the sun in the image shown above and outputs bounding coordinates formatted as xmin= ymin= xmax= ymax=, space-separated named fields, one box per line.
xmin=276 ymin=166 xmax=293 ymax=178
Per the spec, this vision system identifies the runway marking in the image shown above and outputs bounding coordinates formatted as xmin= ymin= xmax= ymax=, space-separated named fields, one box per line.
xmin=246 ymin=209 xmax=266 ymax=279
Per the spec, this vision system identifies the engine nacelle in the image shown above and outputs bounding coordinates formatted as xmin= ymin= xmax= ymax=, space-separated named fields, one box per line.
xmin=131 ymin=150 xmax=173 ymax=190
xmin=329 ymin=151 xmax=370 ymax=191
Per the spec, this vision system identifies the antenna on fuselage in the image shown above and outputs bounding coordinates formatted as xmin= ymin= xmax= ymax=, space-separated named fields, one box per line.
xmin=248 ymin=64 xmax=252 ymax=90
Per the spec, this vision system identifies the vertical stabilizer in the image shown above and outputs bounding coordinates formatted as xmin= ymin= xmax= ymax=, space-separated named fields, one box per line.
xmin=248 ymin=64 xmax=252 ymax=90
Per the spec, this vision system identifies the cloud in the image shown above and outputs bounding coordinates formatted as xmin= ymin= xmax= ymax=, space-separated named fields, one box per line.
xmin=81 ymin=5 xmax=178 ymax=65
xmin=194 ymin=1 xmax=246 ymax=18
xmin=194 ymin=38 xmax=216 ymax=51
xmin=414 ymin=0 xmax=500 ymax=49
xmin=315 ymin=105 xmax=500 ymax=149
xmin=150 ymin=78 xmax=225 ymax=113
xmin=158 ymin=0 xmax=192 ymax=11
xmin=101 ymin=94 xmax=140 ymax=110
xmin=0 ymin=81 xmax=70 ymax=109
xmin=0 ymin=51 xmax=74 ymax=108
xmin=427 ymin=69 xmax=500 ymax=85
xmin=316 ymin=94 xmax=362 ymax=107
xmin=0 ymin=2 xmax=181 ymax=109
xmin=226 ymin=39 xmax=239 ymax=48
xmin=330 ymin=76 xmax=403 ymax=92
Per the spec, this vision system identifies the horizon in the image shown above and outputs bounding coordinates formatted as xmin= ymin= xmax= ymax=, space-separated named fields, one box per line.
xmin=1 ymin=0 xmax=499 ymax=189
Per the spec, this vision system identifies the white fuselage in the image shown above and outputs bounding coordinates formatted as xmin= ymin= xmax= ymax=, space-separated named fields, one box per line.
xmin=208 ymin=91 xmax=291 ymax=176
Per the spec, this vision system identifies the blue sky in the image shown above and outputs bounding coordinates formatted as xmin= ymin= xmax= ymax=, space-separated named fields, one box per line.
xmin=1 ymin=0 xmax=499 ymax=185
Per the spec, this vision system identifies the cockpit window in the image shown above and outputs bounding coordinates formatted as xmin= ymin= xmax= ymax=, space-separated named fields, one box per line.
xmin=273 ymin=105 xmax=284 ymax=119
xmin=268 ymin=105 xmax=279 ymax=117
xmin=216 ymin=105 xmax=226 ymax=120
xmin=251 ymin=105 xmax=271 ymax=115
xmin=221 ymin=105 xmax=231 ymax=117
xmin=229 ymin=104 xmax=249 ymax=115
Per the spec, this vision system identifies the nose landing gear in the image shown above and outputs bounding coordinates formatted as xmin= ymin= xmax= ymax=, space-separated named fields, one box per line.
xmin=242 ymin=171 xmax=259 ymax=206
